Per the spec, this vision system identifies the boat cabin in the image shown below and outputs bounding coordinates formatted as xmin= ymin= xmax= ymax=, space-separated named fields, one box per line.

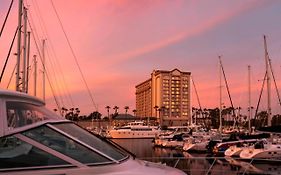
xmin=0 ymin=89 xmax=185 ymax=175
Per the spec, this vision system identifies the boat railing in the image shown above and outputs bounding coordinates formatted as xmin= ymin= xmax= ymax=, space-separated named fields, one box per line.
xmin=139 ymin=156 xmax=281 ymax=175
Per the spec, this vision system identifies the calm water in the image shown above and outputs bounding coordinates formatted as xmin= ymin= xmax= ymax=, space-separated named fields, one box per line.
xmin=111 ymin=138 xmax=281 ymax=175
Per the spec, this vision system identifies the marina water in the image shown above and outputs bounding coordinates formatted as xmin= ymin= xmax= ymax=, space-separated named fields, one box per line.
xmin=111 ymin=138 xmax=281 ymax=175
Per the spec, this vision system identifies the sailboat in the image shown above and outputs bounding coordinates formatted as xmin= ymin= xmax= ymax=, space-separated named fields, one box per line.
xmin=239 ymin=35 xmax=281 ymax=160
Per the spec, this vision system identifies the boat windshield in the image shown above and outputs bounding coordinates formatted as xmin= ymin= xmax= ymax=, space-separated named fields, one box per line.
xmin=6 ymin=101 xmax=58 ymax=129
xmin=22 ymin=124 xmax=128 ymax=165
xmin=53 ymin=123 xmax=128 ymax=161
xmin=0 ymin=122 xmax=128 ymax=171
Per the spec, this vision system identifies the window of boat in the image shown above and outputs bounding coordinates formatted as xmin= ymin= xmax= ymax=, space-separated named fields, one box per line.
xmin=0 ymin=135 xmax=70 ymax=170
xmin=6 ymin=101 xmax=58 ymax=129
xmin=23 ymin=125 xmax=113 ymax=165
xmin=53 ymin=123 xmax=127 ymax=161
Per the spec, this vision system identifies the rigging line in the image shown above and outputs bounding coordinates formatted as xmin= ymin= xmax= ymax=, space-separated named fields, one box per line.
xmin=269 ymin=59 xmax=281 ymax=108
xmin=50 ymin=0 xmax=98 ymax=111
xmin=29 ymin=0 xmax=47 ymax=37
xmin=219 ymin=57 xmax=237 ymax=117
xmin=24 ymin=5 xmax=64 ymax=106
xmin=7 ymin=63 xmax=17 ymax=89
xmin=26 ymin=7 xmax=64 ymax=108
xmin=0 ymin=0 xmax=14 ymax=39
xmin=253 ymin=72 xmax=267 ymax=128
xmin=0 ymin=26 xmax=18 ymax=82
xmin=29 ymin=0 xmax=65 ymax=106
xmin=26 ymin=62 xmax=33 ymax=87
xmin=27 ymin=17 xmax=63 ymax=116
xmin=191 ymin=76 xmax=202 ymax=110
xmin=29 ymin=0 xmax=74 ymax=107
xmin=45 ymin=44 xmax=69 ymax=107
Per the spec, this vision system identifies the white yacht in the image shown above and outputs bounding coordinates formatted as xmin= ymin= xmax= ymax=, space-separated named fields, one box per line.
xmin=182 ymin=136 xmax=209 ymax=152
xmin=108 ymin=121 xmax=161 ymax=139
xmin=0 ymin=89 xmax=186 ymax=175
xmin=240 ymin=139 xmax=281 ymax=159
xmin=224 ymin=139 xmax=257 ymax=157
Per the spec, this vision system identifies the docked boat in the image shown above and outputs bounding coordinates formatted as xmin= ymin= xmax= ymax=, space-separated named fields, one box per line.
xmin=182 ymin=136 xmax=209 ymax=152
xmin=0 ymin=89 xmax=186 ymax=175
xmin=240 ymin=139 xmax=281 ymax=159
xmin=108 ymin=121 xmax=161 ymax=139
xmin=224 ymin=139 xmax=257 ymax=157
xmin=160 ymin=133 xmax=186 ymax=148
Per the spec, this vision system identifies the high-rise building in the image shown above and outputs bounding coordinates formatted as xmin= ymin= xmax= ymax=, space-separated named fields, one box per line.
xmin=135 ymin=69 xmax=191 ymax=126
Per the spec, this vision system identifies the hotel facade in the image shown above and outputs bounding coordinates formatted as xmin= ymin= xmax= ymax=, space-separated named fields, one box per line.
xmin=135 ymin=69 xmax=191 ymax=126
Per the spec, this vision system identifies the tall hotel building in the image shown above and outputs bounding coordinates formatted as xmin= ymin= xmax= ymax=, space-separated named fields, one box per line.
xmin=135 ymin=69 xmax=191 ymax=126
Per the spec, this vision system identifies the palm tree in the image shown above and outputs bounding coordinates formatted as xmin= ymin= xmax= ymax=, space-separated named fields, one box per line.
xmin=105 ymin=106 xmax=111 ymax=118
xmin=132 ymin=109 xmax=137 ymax=117
xmin=124 ymin=106 xmax=129 ymax=115
xmin=61 ymin=107 xmax=68 ymax=118
xmin=113 ymin=106 xmax=119 ymax=115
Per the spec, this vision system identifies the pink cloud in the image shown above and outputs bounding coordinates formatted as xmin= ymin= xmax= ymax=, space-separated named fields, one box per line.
xmin=101 ymin=0 xmax=272 ymax=66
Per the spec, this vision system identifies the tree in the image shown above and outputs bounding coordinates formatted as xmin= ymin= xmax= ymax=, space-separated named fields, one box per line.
xmin=105 ymin=106 xmax=111 ymax=118
xmin=124 ymin=106 xmax=129 ymax=115
xmin=113 ymin=106 xmax=119 ymax=115
xmin=132 ymin=109 xmax=137 ymax=116
xmin=88 ymin=111 xmax=102 ymax=120
xmin=209 ymin=108 xmax=220 ymax=129
xmin=256 ymin=111 xmax=268 ymax=128
xmin=61 ymin=107 xmax=68 ymax=117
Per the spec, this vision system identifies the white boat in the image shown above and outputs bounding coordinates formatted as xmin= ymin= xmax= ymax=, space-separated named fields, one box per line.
xmin=224 ymin=139 xmax=257 ymax=157
xmin=108 ymin=121 xmax=161 ymax=139
xmin=0 ymin=89 xmax=186 ymax=175
xmin=240 ymin=139 xmax=281 ymax=159
xmin=154 ymin=127 xmax=187 ymax=147
xmin=182 ymin=137 xmax=209 ymax=152
xmin=161 ymin=133 xmax=186 ymax=148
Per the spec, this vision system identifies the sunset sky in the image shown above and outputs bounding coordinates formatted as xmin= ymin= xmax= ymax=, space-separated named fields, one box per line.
xmin=0 ymin=0 xmax=281 ymax=116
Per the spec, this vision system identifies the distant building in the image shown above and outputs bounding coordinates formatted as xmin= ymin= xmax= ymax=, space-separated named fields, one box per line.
xmin=135 ymin=68 xmax=191 ymax=126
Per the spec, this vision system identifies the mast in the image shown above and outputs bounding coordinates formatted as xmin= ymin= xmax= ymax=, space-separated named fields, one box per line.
xmin=42 ymin=39 xmax=46 ymax=101
xmin=26 ymin=32 xmax=31 ymax=93
xmin=33 ymin=55 xmax=37 ymax=96
xmin=248 ymin=65 xmax=252 ymax=132
xmin=191 ymin=76 xmax=202 ymax=125
xmin=219 ymin=56 xmax=222 ymax=133
xmin=22 ymin=6 xmax=27 ymax=92
xmin=16 ymin=0 xmax=23 ymax=91
xmin=264 ymin=35 xmax=271 ymax=126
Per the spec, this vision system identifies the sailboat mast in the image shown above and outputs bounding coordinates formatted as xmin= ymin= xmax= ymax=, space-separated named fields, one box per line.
xmin=42 ymin=39 xmax=46 ymax=101
xmin=264 ymin=35 xmax=271 ymax=126
xmin=33 ymin=55 xmax=37 ymax=97
xmin=219 ymin=56 xmax=222 ymax=133
xmin=248 ymin=65 xmax=252 ymax=132
xmin=16 ymin=0 xmax=23 ymax=91
xmin=22 ymin=7 xmax=27 ymax=92
xmin=191 ymin=76 xmax=202 ymax=125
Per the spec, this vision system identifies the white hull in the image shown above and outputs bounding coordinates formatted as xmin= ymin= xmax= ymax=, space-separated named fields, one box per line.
xmin=0 ymin=157 xmax=185 ymax=175
xmin=162 ymin=140 xmax=184 ymax=148
xmin=224 ymin=146 xmax=242 ymax=157
xmin=240 ymin=144 xmax=281 ymax=159
xmin=183 ymin=141 xmax=208 ymax=152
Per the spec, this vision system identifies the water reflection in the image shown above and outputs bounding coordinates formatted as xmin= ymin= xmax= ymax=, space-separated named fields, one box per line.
xmin=111 ymin=139 xmax=281 ymax=174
